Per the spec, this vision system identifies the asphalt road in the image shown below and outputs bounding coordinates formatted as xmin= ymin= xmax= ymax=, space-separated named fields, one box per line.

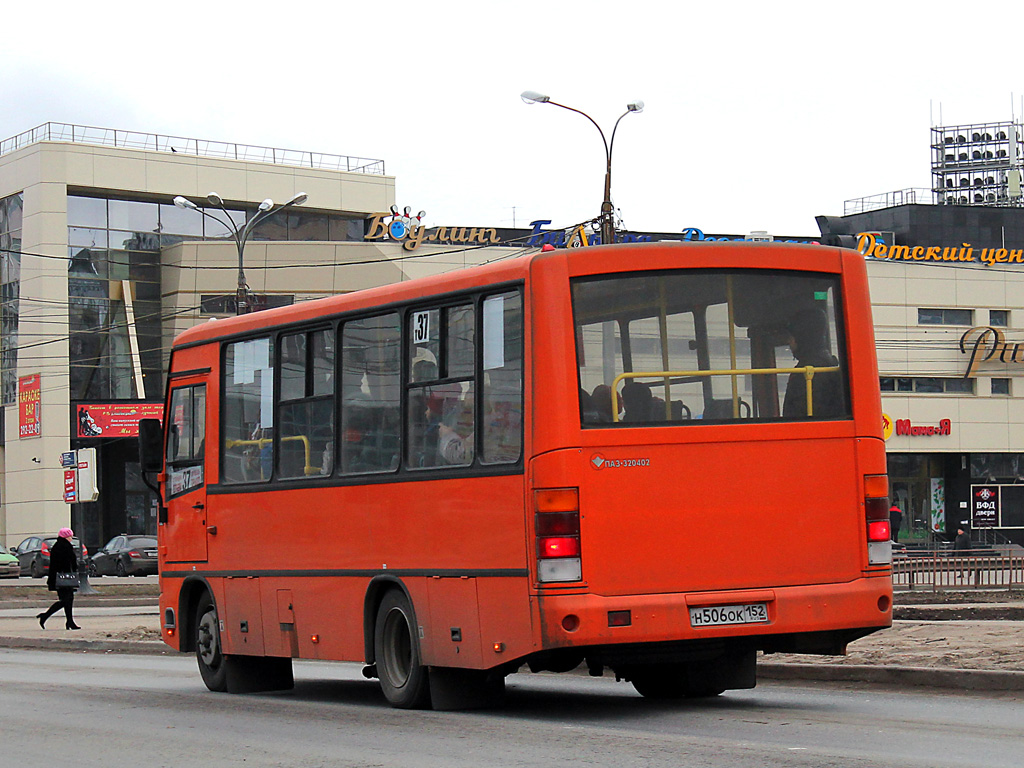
xmin=3 ymin=649 xmax=1021 ymax=768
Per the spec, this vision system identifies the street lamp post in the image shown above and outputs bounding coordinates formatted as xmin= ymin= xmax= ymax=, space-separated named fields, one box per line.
xmin=521 ymin=91 xmax=643 ymax=246
xmin=173 ymin=191 xmax=308 ymax=314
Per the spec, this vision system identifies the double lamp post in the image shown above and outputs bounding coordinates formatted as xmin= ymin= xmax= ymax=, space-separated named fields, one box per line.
xmin=173 ymin=191 xmax=307 ymax=315
xmin=521 ymin=91 xmax=643 ymax=246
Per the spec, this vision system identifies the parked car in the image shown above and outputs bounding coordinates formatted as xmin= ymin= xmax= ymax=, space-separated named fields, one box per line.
xmin=89 ymin=535 xmax=158 ymax=576
xmin=12 ymin=536 xmax=88 ymax=578
xmin=0 ymin=547 xmax=19 ymax=578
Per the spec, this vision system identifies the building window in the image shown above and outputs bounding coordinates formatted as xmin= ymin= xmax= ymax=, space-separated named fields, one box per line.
xmin=991 ymin=378 xmax=1011 ymax=395
xmin=918 ymin=308 xmax=974 ymax=325
xmin=990 ymin=310 xmax=1009 ymax=327
xmin=882 ymin=376 xmax=976 ymax=394
xmin=0 ymin=192 xmax=23 ymax=407
xmin=200 ymin=294 xmax=294 ymax=315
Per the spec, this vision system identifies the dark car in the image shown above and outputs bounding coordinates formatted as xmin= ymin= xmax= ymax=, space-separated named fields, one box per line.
xmin=89 ymin=535 xmax=158 ymax=577
xmin=12 ymin=536 xmax=88 ymax=578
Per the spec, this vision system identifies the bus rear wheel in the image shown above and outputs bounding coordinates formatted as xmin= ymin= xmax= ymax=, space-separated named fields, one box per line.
xmin=627 ymin=664 xmax=725 ymax=700
xmin=374 ymin=590 xmax=430 ymax=709
xmin=195 ymin=594 xmax=227 ymax=692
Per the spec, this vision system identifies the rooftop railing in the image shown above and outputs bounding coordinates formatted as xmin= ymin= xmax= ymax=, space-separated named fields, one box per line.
xmin=0 ymin=122 xmax=386 ymax=175
xmin=843 ymin=188 xmax=934 ymax=215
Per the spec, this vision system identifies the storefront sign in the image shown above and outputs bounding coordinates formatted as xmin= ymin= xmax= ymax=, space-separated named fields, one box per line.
xmin=858 ymin=232 xmax=1024 ymax=266
xmin=883 ymin=413 xmax=952 ymax=437
xmin=960 ymin=326 xmax=1024 ymax=377
xmin=18 ymin=374 xmax=41 ymax=438
xmin=75 ymin=403 xmax=163 ymax=438
xmin=365 ymin=211 xmax=501 ymax=252
xmin=972 ymin=485 xmax=999 ymax=528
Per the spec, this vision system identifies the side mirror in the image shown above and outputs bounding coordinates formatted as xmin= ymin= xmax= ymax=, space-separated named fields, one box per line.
xmin=139 ymin=418 xmax=163 ymax=474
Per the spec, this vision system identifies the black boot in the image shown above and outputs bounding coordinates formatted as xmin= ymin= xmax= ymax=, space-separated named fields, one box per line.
xmin=66 ymin=622 xmax=81 ymax=630
xmin=37 ymin=601 xmax=60 ymax=629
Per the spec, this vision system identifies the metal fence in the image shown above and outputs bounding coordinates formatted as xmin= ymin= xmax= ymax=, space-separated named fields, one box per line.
xmin=0 ymin=122 xmax=385 ymax=175
xmin=892 ymin=549 xmax=1024 ymax=591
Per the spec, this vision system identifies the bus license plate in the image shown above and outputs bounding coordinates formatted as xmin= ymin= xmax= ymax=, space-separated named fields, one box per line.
xmin=689 ymin=603 xmax=769 ymax=627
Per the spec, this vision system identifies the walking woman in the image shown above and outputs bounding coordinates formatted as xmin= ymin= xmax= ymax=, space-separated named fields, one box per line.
xmin=37 ymin=528 xmax=80 ymax=630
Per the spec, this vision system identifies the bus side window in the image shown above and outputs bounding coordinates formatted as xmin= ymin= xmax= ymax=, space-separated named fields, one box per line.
xmin=341 ymin=313 xmax=401 ymax=475
xmin=278 ymin=328 xmax=335 ymax=480
xmin=481 ymin=291 xmax=523 ymax=464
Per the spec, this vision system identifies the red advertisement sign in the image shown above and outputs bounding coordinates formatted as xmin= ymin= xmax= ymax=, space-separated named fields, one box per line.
xmin=76 ymin=403 xmax=163 ymax=438
xmin=18 ymin=374 xmax=41 ymax=438
xmin=63 ymin=469 xmax=77 ymax=503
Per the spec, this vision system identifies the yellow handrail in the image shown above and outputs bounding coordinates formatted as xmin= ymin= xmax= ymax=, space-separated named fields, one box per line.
xmin=224 ymin=434 xmax=317 ymax=476
xmin=610 ymin=366 xmax=840 ymax=422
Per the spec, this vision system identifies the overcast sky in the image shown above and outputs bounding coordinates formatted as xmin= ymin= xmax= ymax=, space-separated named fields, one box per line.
xmin=3 ymin=1 xmax=1023 ymax=238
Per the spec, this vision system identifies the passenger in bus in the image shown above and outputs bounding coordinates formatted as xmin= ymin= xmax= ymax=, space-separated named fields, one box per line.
xmin=589 ymin=384 xmax=620 ymax=423
xmin=580 ymin=388 xmax=598 ymax=423
xmin=437 ymin=398 xmax=474 ymax=465
xmin=622 ymin=381 xmax=653 ymax=422
xmin=782 ymin=308 xmax=844 ymax=419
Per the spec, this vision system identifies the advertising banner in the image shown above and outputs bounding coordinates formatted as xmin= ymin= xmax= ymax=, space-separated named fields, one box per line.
xmin=18 ymin=374 xmax=41 ymax=438
xmin=971 ymin=485 xmax=999 ymax=528
xmin=76 ymin=403 xmax=163 ymax=438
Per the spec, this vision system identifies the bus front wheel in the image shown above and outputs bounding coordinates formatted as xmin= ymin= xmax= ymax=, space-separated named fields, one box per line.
xmin=195 ymin=594 xmax=228 ymax=692
xmin=374 ymin=590 xmax=430 ymax=709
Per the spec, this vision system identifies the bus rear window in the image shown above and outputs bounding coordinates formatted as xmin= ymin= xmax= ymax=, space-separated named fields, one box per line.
xmin=572 ymin=270 xmax=850 ymax=426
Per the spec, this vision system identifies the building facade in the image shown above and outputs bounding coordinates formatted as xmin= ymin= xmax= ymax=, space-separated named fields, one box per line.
xmin=0 ymin=124 xmax=397 ymax=552
xmin=819 ymin=204 xmax=1024 ymax=545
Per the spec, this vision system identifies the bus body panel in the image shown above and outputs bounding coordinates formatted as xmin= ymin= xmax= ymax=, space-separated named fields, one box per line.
xmin=530 ymin=434 xmax=864 ymax=597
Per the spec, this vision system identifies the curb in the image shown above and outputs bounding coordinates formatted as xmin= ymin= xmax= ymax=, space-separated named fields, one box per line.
xmin=759 ymin=661 xmax=1024 ymax=692
xmin=0 ymin=635 xmax=178 ymax=655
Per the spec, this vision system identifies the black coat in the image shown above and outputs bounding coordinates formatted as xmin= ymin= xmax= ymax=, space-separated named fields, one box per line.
xmin=46 ymin=537 xmax=78 ymax=591
xmin=782 ymin=349 xmax=844 ymax=419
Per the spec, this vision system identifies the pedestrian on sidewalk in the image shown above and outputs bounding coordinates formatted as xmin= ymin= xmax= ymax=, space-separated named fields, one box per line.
xmin=36 ymin=528 xmax=81 ymax=630
xmin=889 ymin=501 xmax=903 ymax=543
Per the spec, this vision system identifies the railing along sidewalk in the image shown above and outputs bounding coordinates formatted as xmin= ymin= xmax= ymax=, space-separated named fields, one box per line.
xmin=892 ymin=548 xmax=1024 ymax=591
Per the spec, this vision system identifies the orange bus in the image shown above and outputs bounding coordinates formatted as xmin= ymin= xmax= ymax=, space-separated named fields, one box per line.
xmin=141 ymin=241 xmax=892 ymax=709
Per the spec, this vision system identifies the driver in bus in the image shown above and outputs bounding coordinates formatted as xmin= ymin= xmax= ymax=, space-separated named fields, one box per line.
xmin=782 ymin=307 xmax=844 ymax=419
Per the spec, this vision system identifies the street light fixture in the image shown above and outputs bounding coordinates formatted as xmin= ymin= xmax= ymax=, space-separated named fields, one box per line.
xmin=173 ymin=191 xmax=307 ymax=314
xmin=521 ymin=91 xmax=643 ymax=246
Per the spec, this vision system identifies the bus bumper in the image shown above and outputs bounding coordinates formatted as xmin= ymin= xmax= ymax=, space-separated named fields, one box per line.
xmin=534 ymin=575 xmax=892 ymax=657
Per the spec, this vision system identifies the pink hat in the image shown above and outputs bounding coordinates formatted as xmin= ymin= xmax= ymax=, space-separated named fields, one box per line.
xmin=58 ymin=528 xmax=73 ymax=539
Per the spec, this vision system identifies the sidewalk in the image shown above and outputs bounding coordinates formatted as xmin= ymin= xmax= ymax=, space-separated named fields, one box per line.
xmin=1 ymin=584 xmax=1023 ymax=692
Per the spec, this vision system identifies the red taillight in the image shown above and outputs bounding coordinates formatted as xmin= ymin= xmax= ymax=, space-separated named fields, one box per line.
xmin=864 ymin=474 xmax=892 ymax=564
xmin=868 ymin=520 xmax=891 ymax=542
xmin=535 ymin=489 xmax=579 ymax=559
xmin=535 ymin=488 xmax=582 ymax=583
xmin=82 ymin=545 xmax=88 ymax=557
xmin=41 ymin=543 xmax=50 ymax=555
xmin=129 ymin=551 xmax=141 ymax=558
xmin=539 ymin=536 xmax=580 ymax=558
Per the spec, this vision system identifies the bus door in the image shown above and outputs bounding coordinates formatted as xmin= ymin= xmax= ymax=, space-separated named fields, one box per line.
xmin=164 ymin=378 xmax=209 ymax=563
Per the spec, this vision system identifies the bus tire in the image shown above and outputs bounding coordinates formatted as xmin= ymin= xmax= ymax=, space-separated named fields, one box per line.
xmin=195 ymin=593 xmax=228 ymax=692
xmin=374 ymin=590 xmax=430 ymax=709
xmin=628 ymin=665 xmax=689 ymax=699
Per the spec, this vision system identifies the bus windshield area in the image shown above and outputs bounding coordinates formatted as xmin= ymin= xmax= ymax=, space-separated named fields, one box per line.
xmin=572 ymin=269 xmax=851 ymax=426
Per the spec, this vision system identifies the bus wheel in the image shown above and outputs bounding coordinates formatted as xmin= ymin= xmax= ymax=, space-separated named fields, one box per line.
xmin=628 ymin=665 xmax=724 ymax=700
xmin=374 ymin=590 xmax=430 ymax=709
xmin=628 ymin=665 xmax=687 ymax=699
xmin=195 ymin=594 xmax=228 ymax=692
